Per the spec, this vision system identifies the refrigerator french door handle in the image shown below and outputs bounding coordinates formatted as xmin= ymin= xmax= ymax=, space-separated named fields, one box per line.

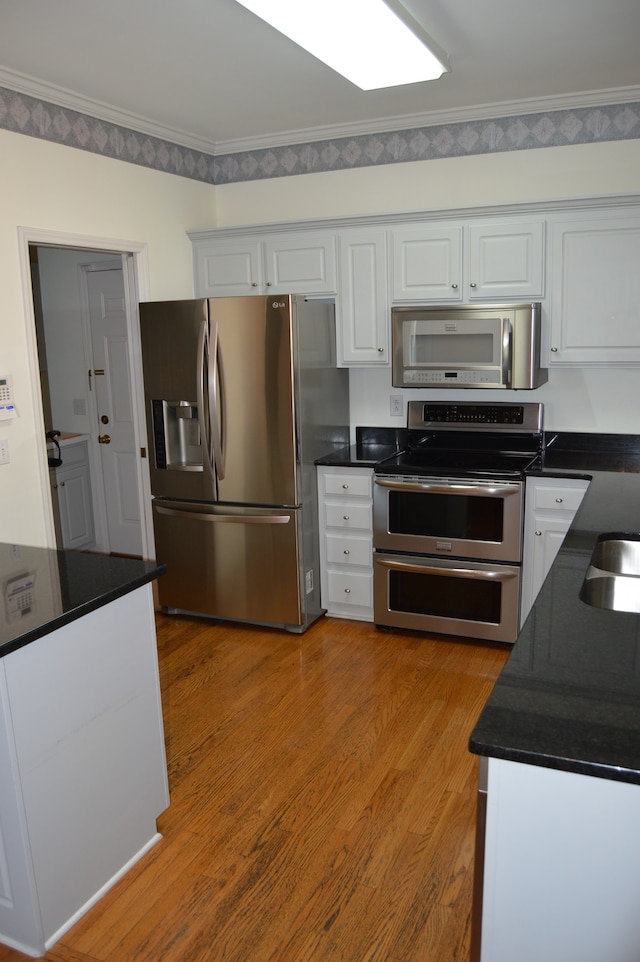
xmin=196 ymin=318 xmax=215 ymax=480
xmin=155 ymin=505 xmax=291 ymax=524
xmin=208 ymin=319 xmax=226 ymax=480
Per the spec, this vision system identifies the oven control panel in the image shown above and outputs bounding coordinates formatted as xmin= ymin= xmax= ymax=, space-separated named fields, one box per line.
xmin=408 ymin=400 xmax=543 ymax=433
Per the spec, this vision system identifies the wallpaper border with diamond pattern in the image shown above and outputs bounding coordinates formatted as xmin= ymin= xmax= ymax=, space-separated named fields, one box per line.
xmin=1 ymin=85 xmax=638 ymax=186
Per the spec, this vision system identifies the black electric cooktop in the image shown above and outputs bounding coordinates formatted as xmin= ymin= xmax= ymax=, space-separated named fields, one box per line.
xmin=375 ymin=400 xmax=544 ymax=479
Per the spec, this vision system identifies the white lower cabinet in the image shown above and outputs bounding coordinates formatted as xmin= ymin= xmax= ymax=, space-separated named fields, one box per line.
xmin=51 ymin=439 xmax=95 ymax=550
xmin=317 ymin=466 xmax=373 ymax=621
xmin=520 ymin=476 xmax=590 ymax=627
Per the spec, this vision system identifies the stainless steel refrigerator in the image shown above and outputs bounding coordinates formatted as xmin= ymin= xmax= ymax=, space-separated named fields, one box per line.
xmin=139 ymin=294 xmax=349 ymax=632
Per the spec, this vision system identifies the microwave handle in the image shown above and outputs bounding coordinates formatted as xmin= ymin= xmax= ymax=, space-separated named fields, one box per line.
xmin=374 ymin=478 xmax=521 ymax=498
xmin=502 ymin=316 xmax=512 ymax=386
xmin=376 ymin=557 xmax=519 ymax=582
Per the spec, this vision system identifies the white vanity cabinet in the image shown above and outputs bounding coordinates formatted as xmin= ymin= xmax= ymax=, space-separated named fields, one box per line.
xmin=51 ymin=438 xmax=95 ymax=551
xmin=391 ymin=219 xmax=545 ymax=302
xmin=337 ymin=229 xmax=389 ymax=365
xmin=520 ymin=476 xmax=590 ymax=626
xmin=317 ymin=466 xmax=374 ymax=621
xmin=548 ymin=210 xmax=640 ymax=365
xmin=191 ymin=231 xmax=337 ymax=297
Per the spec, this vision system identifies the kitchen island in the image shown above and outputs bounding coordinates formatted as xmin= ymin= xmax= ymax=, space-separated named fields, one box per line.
xmin=469 ymin=434 xmax=640 ymax=962
xmin=0 ymin=544 xmax=168 ymax=957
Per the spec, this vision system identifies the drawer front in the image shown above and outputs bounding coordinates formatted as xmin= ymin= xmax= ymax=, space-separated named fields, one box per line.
xmin=322 ymin=472 xmax=372 ymax=498
xmin=325 ymin=503 xmax=372 ymax=530
xmin=326 ymin=533 xmax=372 ymax=567
xmin=533 ymin=482 xmax=589 ymax=513
xmin=327 ymin=570 xmax=373 ymax=608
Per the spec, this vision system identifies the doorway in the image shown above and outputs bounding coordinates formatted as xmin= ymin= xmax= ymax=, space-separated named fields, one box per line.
xmin=22 ymin=230 xmax=152 ymax=559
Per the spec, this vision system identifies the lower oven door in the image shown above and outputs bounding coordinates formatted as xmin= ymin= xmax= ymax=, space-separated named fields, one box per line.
xmin=374 ymin=552 xmax=520 ymax=644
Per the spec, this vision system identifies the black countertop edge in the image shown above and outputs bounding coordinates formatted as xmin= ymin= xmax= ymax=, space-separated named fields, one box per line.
xmin=467 ymin=740 xmax=640 ymax=786
xmin=0 ymin=545 xmax=166 ymax=659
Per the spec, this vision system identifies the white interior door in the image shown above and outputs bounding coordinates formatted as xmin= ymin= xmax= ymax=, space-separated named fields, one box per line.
xmin=87 ymin=265 xmax=143 ymax=557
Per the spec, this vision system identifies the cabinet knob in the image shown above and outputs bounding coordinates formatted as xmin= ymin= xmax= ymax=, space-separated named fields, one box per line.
xmin=470 ymin=282 xmax=477 ymax=288
xmin=378 ymin=347 xmax=384 ymax=352
xmin=251 ymin=282 xmax=258 ymax=287
xmin=343 ymin=549 xmax=350 ymax=555
xmin=551 ymin=347 xmax=558 ymax=352
xmin=266 ymin=281 xmax=272 ymax=287
xmin=59 ymin=481 xmax=66 ymax=487
xmin=555 ymin=497 xmax=564 ymax=503
xmin=451 ymin=283 xmax=458 ymax=289
xmin=344 ymin=588 xmax=351 ymax=594
xmin=343 ymin=515 xmax=350 ymax=521
xmin=342 ymin=483 xmax=349 ymax=489
xmin=535 ymin=530 xmax=542 ymax=536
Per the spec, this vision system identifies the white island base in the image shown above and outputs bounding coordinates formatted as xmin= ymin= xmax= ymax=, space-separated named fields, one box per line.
xmin=0 ymin=585 xmax=169 ymax=957
xmin=477 ymin=756 xmax=640 ymax=962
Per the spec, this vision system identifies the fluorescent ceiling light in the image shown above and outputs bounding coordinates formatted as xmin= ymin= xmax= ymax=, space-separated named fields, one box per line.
xmin=234 ymin=0 xmax=449 ymax=90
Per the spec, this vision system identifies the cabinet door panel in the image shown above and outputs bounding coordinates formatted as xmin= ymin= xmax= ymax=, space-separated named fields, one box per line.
xmin=338 ymin=230 xmax=388 ymax=365
xmin=194 ymin=243 xmax=261 ymax=296
xmin=263 ymin=234 xmax=336 ymax=293
xmin=468 ymin=221 xmax=544 ymax=299
xmin=550 ymin=216 xmax=640 ymax=364
xmin=392 ymin=227 xmax=462 ymax=301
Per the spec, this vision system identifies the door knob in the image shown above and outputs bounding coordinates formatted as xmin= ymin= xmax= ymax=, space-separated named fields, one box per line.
xmin=98 ymin=434 xmax=112 ymax=444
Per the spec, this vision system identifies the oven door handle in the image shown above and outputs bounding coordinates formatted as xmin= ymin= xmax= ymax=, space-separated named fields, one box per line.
xmin=373 ymin=478 xmax=521 ymax=497
xmin=376 ymin=558 xmax=519 ymax=581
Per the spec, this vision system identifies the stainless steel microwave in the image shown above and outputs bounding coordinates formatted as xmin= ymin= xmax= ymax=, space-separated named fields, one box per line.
xmin=391 ymin=302 xmax=548 ymax=390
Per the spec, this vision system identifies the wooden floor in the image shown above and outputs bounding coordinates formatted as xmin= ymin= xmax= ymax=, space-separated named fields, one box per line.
xmin=0 ymin=614 xmax=508 ymax=962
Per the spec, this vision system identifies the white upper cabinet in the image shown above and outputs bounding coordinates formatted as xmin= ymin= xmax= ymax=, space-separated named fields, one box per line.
xmin=337 ymin=229 xmax=389 ymax=365
xmin=391 ymin=219 xmax=545 ymax=302
xmin=193 ymin=232 xmax=337 ymax=297
xmin=548 ymin=211 xmax=640 ymax=365
xmin=391 ymin=225 xmax=463 ymax=301
xmin=467 ymin=221 xmax=545 ymax=299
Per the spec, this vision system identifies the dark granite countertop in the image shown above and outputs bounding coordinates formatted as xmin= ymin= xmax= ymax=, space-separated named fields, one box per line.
xmin=470 ymin=432 xmax=640 ymax=785
xmin=0 ymin=544 xmax=165 ymax=658
xmin=318 ymin=427 xmax=640 ymax=785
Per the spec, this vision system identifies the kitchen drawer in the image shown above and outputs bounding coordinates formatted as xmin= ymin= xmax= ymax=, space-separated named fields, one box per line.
xmin=326 ymin=533 xmax=372 ymax=567
xmin=530 ymin=481 xmax=589 ymax=513
xmin=322 ymin=471 xmax=372 ymax=498
xmin=327 ymin=570 xmax=373 ymax=609
xmin=325 ymin=503 xmax=372 ymax=530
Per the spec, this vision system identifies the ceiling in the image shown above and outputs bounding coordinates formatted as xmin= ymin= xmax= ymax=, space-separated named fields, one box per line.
xmin=1 ymin=0 xmax=639 ymax=154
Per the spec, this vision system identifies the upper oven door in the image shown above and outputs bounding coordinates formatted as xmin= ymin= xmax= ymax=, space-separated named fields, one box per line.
xmin=373 ymin=476 xmax=524 ymax=563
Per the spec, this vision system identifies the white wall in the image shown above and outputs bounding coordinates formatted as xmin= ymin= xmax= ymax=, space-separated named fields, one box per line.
xmin=215 ymin=139 xmax=640 ymax=435
xmin=0 ymin=130 xmax=215 ymax=546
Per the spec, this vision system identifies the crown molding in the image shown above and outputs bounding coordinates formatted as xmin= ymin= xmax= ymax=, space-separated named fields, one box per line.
xmin=1 ymin=65 xmax=639 ymax=159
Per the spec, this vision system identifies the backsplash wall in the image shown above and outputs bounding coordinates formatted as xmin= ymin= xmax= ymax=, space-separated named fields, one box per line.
xmin=349 ymin=365 xmax=640 ymax=436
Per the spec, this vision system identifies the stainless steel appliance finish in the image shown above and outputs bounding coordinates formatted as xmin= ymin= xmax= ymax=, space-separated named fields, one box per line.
xmin=392 ymin=302 xmax=548 ymax=390
xmin=373 ymin=401 xmax=543 ymax=644
xmin=140 ymin=295 xmax=349 ymax=632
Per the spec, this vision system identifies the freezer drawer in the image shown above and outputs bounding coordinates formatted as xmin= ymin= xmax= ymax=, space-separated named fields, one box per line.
xmin=152 ymin=499 xmax=304 ymax=628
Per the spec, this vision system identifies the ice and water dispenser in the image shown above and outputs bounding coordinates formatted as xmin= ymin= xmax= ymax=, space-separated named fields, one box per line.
xmin=151 ymin=399 xmax=203 ymax=470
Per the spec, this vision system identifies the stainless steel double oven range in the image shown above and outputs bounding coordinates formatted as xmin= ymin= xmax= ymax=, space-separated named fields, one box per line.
xmin=373 ymin=400 xmax=544 ymax=644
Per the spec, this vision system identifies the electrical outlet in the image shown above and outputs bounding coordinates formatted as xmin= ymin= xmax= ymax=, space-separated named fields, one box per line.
xmin=390 ymin=395 xmax=403 ymax=417
xmin=0 ymin=438 xmax=9 ymax=465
